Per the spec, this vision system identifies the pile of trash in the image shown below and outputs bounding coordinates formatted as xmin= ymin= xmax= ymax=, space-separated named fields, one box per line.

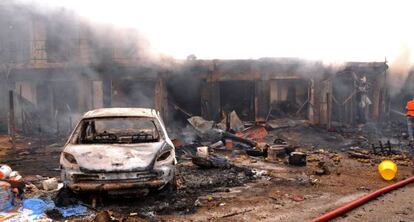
xmin=0 ymin=164 xmax=90 ymax=221
xmin=175 ymin=113 xmax=309 ymax=168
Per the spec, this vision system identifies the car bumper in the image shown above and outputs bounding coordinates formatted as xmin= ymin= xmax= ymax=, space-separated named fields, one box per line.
xmin=62 ymin=166 xmax=174 ymax=192
xmin=68 ymin=179 xmax=165 ymax=191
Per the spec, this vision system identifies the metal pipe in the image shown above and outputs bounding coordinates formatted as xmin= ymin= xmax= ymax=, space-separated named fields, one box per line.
xmin=310 ymin=175 xmax=414 ymax=222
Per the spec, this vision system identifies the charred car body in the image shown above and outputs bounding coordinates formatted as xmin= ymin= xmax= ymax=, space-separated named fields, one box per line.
xmin=60 ymin=108 xmax=176 ymax=193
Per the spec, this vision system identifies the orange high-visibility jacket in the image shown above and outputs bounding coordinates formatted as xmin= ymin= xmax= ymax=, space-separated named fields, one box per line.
xmin=407 ymin=100 xmax=414 ymax=116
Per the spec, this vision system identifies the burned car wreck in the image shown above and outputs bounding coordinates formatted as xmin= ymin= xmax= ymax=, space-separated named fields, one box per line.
xmin=60 ymin=108 xmax=176 ymax=193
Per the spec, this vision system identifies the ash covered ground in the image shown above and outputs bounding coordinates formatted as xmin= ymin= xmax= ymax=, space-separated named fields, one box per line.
xmin=0 ymin=120 xmax=413 ymax=221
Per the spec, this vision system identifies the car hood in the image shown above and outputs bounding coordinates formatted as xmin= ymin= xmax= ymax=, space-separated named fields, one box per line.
xmin=64 ymin=142 xmax=166 ymax=172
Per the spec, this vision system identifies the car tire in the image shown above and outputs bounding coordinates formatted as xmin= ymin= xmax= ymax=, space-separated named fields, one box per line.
xmin=158 ymin=172 xmax=177 ymax=196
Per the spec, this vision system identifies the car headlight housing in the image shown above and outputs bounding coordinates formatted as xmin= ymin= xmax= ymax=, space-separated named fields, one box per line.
xmin=63 ymin=152 xmax=78 ymax=165
xmin=157 ymin=151 xmax=172 ymax=162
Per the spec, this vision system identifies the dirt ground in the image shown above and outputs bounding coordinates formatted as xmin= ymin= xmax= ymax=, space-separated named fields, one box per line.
xmin=334 ymin=184 xmax=414 ymax=222
xmin=0 ymin=122 xmax=413 ymax=221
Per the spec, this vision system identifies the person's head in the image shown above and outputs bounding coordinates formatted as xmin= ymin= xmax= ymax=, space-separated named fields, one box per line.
xmin=360 ymin=76 xmax=367 ymax=83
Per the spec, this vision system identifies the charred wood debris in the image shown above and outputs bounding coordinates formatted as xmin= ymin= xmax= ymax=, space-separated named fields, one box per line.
xmin=173 ymin=105 xmax=413 ymax=173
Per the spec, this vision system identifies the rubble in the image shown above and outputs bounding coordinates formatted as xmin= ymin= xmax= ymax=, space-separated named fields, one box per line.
xmin=192 ymin=156 xmax=229 ymax=169
xmin=235 ymin=126 xmax=268 ymax=141
xmin=187 ymin=116 xmax=215 ymax=135
xmin=0 ymin=89 xmax=413 ymax=221
xmin=314 ymin=161 xmax=331 ymax=176
xmin=229 ymin=111 xmax=244 ymax=132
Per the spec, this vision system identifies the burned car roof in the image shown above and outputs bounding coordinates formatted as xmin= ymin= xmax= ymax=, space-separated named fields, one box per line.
xmin=82 ymin=108 xmax=158 ymax=118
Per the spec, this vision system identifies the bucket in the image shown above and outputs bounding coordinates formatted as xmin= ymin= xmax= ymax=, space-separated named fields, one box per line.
xmin=0 ymin=165 xmax=12 ymax=180
xmin=378 ymin=160 xmax=397 ymax=181
xmin=268 ymin=145 xmax=287 ymax=160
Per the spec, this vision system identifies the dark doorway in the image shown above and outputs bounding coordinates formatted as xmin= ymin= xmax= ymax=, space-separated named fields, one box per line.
xmin=220 ymin=81 xmax=255 ymax=121
xmin=36 ymin=82 xmax=52 ymax=116
xmin=52 ymin=81 xmax=79 ymax=115
xmin=166 ymin=76 xmax=202 ymax=124
xmin=269 ymin=79 xmax=309 ymax=118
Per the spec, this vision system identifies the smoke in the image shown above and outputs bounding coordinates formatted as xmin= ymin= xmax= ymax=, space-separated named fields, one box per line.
xmin=1 ymin=0 xmax=412 ymax=136
xmin=0 ymin=0 xmax=164 ymax=134
xmin=388 ymin=46 xmax=413 ymax=97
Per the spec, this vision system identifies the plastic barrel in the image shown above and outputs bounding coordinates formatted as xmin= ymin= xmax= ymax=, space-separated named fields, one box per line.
xmin=378 ymin=160 xmax=397 ymax=181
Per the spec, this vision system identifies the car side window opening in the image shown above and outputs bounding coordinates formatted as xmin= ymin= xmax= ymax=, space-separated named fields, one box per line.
xmin=75 ymin=117 xmax=161 ymax=144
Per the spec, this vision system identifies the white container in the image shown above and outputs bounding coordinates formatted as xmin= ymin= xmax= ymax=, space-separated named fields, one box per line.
xmin=9 ymin=171 xmax=22 ymax=181
xmin=42 ymin=178 xmax=58 ymax=191
xmin=0 ymin=165 xmax=12 ymax=179
xmin=196 ymin=146 xmax=209 ymax=157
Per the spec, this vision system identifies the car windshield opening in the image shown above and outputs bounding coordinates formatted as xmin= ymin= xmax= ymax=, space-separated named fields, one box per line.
xmin=76 ymin=117 xmax=161 ymax=144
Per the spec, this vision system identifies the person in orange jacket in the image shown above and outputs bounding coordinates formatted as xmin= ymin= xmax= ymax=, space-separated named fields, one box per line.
xmin=406 ymin=99 xmax=414 ymax=141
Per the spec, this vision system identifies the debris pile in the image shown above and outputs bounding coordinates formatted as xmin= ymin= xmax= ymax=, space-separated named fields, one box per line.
xmin=347 ymin=145 xmax=412 ymax=166
xmin=0 ymin=163 xmax=93 ymax=221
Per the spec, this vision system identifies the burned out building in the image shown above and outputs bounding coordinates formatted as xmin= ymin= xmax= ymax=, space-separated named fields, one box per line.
xmin=167 ymin=59 xmax=389 ymax=129
xmin=0 ymin=1 xmax=170 ymax=135
xmin=169 ymin=59 xmax=334 ymax=126
xmin=0 ymin=1 xmax=391 ymax=137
